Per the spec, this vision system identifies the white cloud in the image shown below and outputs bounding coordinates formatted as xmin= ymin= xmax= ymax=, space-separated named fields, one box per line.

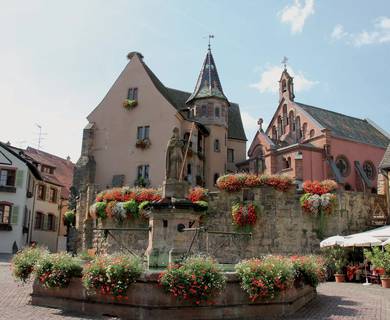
xmin=331 ymin=24 xmax=347 ymax=40
xmin=332 ymin=17 xmax=390 ymax=46
xmin=250 ymin=65 xmax=318 ymax=94
xmin=241 ymin=111 xmax=260 ymax=132
xmin=279 ymin=0 xmax=315 ymax=34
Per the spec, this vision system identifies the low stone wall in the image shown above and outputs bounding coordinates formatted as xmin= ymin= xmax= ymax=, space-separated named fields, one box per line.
xmin=31 ymin=272 xmax=316 ymax=320
xmin=90 ymin=188 xmax=387 ymax=263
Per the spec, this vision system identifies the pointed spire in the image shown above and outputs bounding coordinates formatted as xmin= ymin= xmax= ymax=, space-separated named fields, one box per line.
xmin=186 ymin=47 xmax=228 ymax=104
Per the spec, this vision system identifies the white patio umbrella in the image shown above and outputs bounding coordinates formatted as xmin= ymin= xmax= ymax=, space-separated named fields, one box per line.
xmin=382 ymin=238 xmax=390 ymax=246
xmin=342 ymin=235 xmax=382 ymax=286
xmin=320 ymin=235 xmax=345 ymax=248
xmin=342 ymin=235 xmax=382 ymax=247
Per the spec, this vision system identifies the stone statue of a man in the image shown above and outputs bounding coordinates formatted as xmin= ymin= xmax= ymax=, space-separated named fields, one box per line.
xmin=165 ymin=127 xmax=184 ymax=181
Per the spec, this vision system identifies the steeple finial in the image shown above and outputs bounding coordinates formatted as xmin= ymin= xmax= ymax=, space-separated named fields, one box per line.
xmin=281 ymin=56 xmax=288 ymax=70
xmin=208 ymin=34 xmax=214 ymax=50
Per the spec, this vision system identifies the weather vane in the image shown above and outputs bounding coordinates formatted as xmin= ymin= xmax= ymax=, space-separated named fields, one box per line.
xmin=208 ymin=34 xmax=214 ymax=50
xmin=281 ymin=56 xmax=288 ymax=70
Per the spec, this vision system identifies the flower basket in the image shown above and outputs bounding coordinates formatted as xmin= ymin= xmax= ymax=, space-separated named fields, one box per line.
xmin=135 ymin=138 xmax=151 ymax=149
xmin=123 ymin=99 xmax=138 ymax=110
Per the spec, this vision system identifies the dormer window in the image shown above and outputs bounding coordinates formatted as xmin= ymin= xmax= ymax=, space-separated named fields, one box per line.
xmin=41 ymin=165 xmax=55 ymax=174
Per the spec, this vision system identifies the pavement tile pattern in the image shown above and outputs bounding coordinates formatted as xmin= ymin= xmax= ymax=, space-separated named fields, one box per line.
xmin=1 ymin=265 xmax=390 ymax=320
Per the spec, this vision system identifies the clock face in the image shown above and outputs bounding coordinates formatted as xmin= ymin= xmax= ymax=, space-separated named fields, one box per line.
xmin=363 ymin=161 xmax=375 ymax=180
xmin=336 ymin=156 xmax=349 ymax=177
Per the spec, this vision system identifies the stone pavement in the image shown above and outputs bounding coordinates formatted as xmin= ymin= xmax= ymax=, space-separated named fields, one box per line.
xmin=1 ymin=264 xmax=390 ymax=319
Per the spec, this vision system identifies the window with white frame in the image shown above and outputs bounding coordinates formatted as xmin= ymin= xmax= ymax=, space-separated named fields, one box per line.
xmin=0 ymin=169 xmax=16 ymax=186
xmin=0 ymin=203 xmax=11 ymax=224
xmin=128 ymin=87 xmax=138 ymax=100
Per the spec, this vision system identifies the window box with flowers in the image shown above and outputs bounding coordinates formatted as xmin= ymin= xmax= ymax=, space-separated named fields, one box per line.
xmin=135 ymin=138 xmax=151 ymax=149
xmin=123 ymin=99 xmax=138 ymax=110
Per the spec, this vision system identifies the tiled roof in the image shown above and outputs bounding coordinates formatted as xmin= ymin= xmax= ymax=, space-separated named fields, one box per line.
xmin=380 ymin=144 xmax=390 ymax=169
xmin=140 ymin=59 xmax=246 ymax=141
xmin=186 ymin=49 xmax=228 ymax=103
xmin=296 ymin=102 xmax=390 ymax=148
xmin=24 ymin=147 xmax=75 ymax=199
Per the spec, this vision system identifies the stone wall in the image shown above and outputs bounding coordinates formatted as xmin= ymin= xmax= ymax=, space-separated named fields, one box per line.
xmin=91 ymin=187 xmax=387 ymax=263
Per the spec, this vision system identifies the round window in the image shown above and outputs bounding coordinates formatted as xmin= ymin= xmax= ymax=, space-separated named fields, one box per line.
xmin=363 ymin=161 xmax=376 ymax=180
xmin=335 ymin=155 xmax=350 ymax=177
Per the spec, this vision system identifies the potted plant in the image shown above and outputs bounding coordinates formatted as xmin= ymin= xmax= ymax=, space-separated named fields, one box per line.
xmin=135 ymin=138 xmax=151 ymax=149
xmin=364 ymin=246 xmax=390 ymax=288
xmin=322 ymin=246 xmax=347 ymax=282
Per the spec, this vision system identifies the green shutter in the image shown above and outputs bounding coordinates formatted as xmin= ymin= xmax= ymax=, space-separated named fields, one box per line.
xmin=16 ymin=170 xmax=24 ymax=188
xmin=11 ymin=206 xmax=19 ymax=225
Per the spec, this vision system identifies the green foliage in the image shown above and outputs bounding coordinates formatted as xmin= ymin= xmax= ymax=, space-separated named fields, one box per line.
xmin=364 ymin=245 xmax=390 ymax=276
xmin=95 ymin=202 xmax=107 ymax=219
xmin=34 ymin=253 xmax=82 ymax=288
xmin=138 ymin=200 xmax=151 ymax=212
xmin=194 ymin=200 xmax=208 ymax=211
xmin=291 ymin=255 xmax=326 ymax=287
xmin=11 ymin=246 xmax=48 ymax=282
xmin=64 ymin=210 xmax=75 ymax=226
xmin=123 ymin=199 xmax=139 ymax=218
xmin=235 ymin=256 xmax=294 ymax=301
xmin=83 ymin=254 xmax=143 ymax=298
xmin=159 ymin=255 xmax=226 ymax=305
xmin=321 ymin=246 xmax=348 ymax=274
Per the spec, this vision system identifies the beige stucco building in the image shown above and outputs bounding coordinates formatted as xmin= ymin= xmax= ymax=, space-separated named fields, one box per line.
xmin=74 ymin=48 xmax=246 ymax=195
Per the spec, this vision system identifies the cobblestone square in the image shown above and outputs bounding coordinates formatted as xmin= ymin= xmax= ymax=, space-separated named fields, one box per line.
xmin=1 ymin=264 xmax=390 ymax=319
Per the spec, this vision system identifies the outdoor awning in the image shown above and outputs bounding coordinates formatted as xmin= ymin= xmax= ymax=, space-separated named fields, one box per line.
xmin=346 ymin=225 xmax=390 ymax=241
xmin=342 ymin=235 xmax=382 ymax=247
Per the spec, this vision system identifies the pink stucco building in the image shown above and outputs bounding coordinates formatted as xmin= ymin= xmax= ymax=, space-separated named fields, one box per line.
xmin=243 ymin=68 xmax=390 ymax=192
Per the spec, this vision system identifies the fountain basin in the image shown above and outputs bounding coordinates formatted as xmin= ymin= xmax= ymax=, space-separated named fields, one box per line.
xmin=31 ymin=271 xmax=316 ymax=319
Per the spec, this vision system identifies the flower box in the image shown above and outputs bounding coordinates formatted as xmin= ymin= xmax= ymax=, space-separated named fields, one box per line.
xmin=135 ymin=138 xmax=151 ymax=149
xmin=123 ymin=99 xmax=138 ymax=110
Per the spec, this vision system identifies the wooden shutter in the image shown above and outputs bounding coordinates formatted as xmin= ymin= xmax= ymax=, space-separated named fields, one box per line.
xmin=11 ymin=206 xmax=19 ymax=225
xmin=16 ymin=170 xmax=24 ymax=188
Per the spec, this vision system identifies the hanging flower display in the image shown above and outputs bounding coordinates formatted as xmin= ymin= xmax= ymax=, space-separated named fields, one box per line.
xmin=123 ymin=99 xmax=138 ymax=110
xmin=89 ymin=187 xmax=162 ymax=221
xmin=216 ymin=173 xmax=293 ymax=193
xmin=300 ymin=180 xmax=338 ymax=215
xmin=231 ymin=202 xmax=258 ymax=228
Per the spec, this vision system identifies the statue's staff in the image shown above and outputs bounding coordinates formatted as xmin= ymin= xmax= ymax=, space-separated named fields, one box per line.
xmin=179 ymin=122 xmax=196 ymax=181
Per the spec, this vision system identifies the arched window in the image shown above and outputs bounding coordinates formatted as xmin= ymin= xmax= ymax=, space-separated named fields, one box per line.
xmin=282 ymin=79 xmax=287 ymax=92
xmin=336 ymin=155 xmax=350 ymax=177
xmin=283 ymin=104 xmax=288 ymax=126
xmin=272 ymin=126 xmax=277 ymax=140
xmin=283 ymin=157 xmax=291 ymax=169
xmin=214 ymin=139 xmax=220 ymax=152
xmin=363 ymin=161 xmax=376 ymax=180
xmin=302 ymin=123 xmax=307 ymax=139
xmin=296 ymin=116 xmax=301 ymax=139
xmin=309 ymin=129 xmax=315 ymax=138
xmin=277 ymin=116 xmax=283 ymax=135
xmin=288 ymin=111 xmax=295 ymax=132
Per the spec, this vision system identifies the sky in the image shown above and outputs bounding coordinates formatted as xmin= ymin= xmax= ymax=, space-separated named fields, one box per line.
xmin=1 ymin=0 xmax=390 ymax=162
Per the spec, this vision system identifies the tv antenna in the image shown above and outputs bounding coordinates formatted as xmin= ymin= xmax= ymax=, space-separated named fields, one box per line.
xmin=35 ymin=124 xmax=47 ymax=150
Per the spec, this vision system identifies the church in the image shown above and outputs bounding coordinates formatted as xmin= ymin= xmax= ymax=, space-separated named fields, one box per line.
xmin=73 ymin=47 xmax=247 ymax=197
xmin=242 ymin=66 xmax=390 ymax=192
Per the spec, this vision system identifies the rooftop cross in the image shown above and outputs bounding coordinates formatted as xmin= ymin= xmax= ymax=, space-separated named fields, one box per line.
xmin=281 ymin=56 xmax=288 ymax=70
xmin=208 ymin=34 xmax=214 ymax=50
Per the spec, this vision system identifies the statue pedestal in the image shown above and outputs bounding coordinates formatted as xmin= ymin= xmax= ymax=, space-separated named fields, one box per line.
xmin=163 ymin=180 xmax=189 ymax=199
xmin=146 ymin=207 xmax=201 ymax=268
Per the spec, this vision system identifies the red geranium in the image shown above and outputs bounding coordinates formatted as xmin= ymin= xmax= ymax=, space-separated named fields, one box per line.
xmin=188 ymin=187 xmax=209 ymax=202
xmin=232 ymin=202 xmax=258 ymax=227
